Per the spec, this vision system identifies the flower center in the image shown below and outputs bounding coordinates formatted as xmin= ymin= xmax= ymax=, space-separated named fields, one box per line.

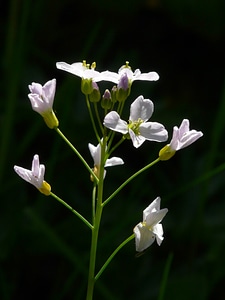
xmin=128 ymin=118 xmax=143 ymax=135
xmin=142 ymin=221 xmax=153 ymax=231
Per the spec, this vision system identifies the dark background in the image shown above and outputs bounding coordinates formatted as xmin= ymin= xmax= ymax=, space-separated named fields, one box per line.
xmin=1 ymin=0 xmax=225 ymax=299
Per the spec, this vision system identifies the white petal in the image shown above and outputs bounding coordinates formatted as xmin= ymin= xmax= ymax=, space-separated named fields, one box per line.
xmin=56 ymin=62 xmax=83 ymax=77
xmin=152 ymin=224 xmax=164 ymax=246
xmin=42 ymin=79 xmax=56 ymax=107
xmin=83 ymin=69 xmax=101 ymax=81
xmin=105 ymin=157 xmax=124 ymax=167
xmin=32 ymin=154 xmax=40 ymax=177
xmin=178 ymin=119 xmax=190 ymax=137
xmin=143 ymin=197 xmax=161 ymax=220
xmin=99 ymin=70 xmax=120 ymax=83
xmin=134 ymin=71 xmax=159 ymax=81
xmin=129 ymin=96 xmax=153 ymax=122
xmin=28 ymin=82 xmax=42 ymax=94
xmin=104 ymin=111 xmax=128 ymax=134
xmin=145 ymin=208 xmax=168 ymax=227
xmin=139 ymin=122 xmax=168 ymax=142
xmin=179 ymin=131 xmax=203 ymax=149
xmin=134 ymin=223 xmax=155 ymax=252
xmin=129 ymin=128 xmax=146 ymax=148
xmin=169 ymin=126 xmax=180 ymax=150
xmin=88 ymin=143 xmax=100 ymax=166
xmin=14 ymin=166 xmax=32 ymax=184
xmin=28 ymin=94 xmax=45 ymax=113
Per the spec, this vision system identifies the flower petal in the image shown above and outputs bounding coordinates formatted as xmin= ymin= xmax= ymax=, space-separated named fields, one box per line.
xmin=42 ymin=79 xmax=56 ymax=106
xmin=105 ymin=157 xmax=124 ymax=167
xmin=14 ymin=166 xmax=33 ymax=184
xmin=104 ymin=111 xmax=128 ymax=134
xmin=129 ymin=128 xmax=146 ymax=148
xmin=169 ymin=126 xmax=180 ymax=150
xmin=179 ymin=130 xmax=203 ymax=148
xmin=134 ymin=223 xmax=155 ymax=252
xmin=56 ymin=62 xmax=84 ymax=77
xmin=88 ymin=142 xmax=101 ymax=166
xmin=133 ymin=70 xmax=159 ymax=81
xmin=143 ymin=197 xmax=161 ymax=220
xmin=152 ymin=224 xmax=164 ymax=246
xmin=178 ymin=119 xmax=190 ymax=137
xmin=145 ymin=208 xmax=168 ymax=228
xmin=129 ymin=96 xmax=153 ymax=122
xmin=139 ymin=122 xmax=168 ymax=142
xmin=99 ymin=70 xmax=120 ymax=83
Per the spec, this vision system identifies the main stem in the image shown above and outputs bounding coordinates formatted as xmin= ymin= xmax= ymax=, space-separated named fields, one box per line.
xmin=86 ymin=137 xmax=106 ymax=300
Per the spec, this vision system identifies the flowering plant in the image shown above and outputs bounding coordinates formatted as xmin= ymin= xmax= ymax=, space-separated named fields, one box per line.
xmin=14 ymin=60 xmax=203 ymax=299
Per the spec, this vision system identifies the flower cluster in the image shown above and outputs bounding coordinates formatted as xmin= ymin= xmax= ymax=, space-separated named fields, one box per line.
xmin=14 ymin=59 xmax=203 ymax=260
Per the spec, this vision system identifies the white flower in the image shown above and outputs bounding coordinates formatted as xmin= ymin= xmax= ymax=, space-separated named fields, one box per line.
xmin=28 ymin=79 xmax=56 ymax=114
xmin=134 ymin=197 xmax=168 ymax=252
xmin=28 ymin=79 xmax=58 ymax=129
xmin=14 ymin=154 xmax=51 ymax=195
xmin=88 ymin=141 xmax=124 ymax=179
xmin=56 ymin=60 xmax=103 ymax=81
xmin=100 ymin=61 xmax=159 ymax=84
xmin=169 ymin=119 xmax=203 ymax=151
xmin=103 ymin=95 xmax=168 ymax=148
xmin=159 ymin=119 xmax=203 ymax=160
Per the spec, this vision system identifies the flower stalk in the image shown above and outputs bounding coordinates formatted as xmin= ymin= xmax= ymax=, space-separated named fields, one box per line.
xmin=86 ymin=137 xmax=107 ymax=300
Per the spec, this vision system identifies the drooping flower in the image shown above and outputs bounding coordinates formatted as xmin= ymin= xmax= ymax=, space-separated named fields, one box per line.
xmin=14 ymin=154 xmax=51 ymax=195
xmin=100 ymin=61 xmax=159 ymax=85
xmin=88 ymin=141 xmax=124 ymax=180
xmin=134 ymin=197 xmax=168 ymax=252
xmin=28 ymin=79 xmax=58 ymax=129
xmin=159 ymin=119 xmax=203 ymax=160
xmin=103 ymin=95 xmax=168 ymax=148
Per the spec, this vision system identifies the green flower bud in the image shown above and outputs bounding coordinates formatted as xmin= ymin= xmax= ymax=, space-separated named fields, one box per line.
xmin=89 ymin=82 xmax=101 ymax=102
xmin=101 ymin=89 xmax=112 ymax=109
xmin=81 ymin=78 xmax=93 ymax=95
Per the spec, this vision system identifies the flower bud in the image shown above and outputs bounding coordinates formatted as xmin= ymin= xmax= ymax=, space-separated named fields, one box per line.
xmin=111 ymin=86 xmax=118 ymax=103
xmin=81 ymin=78 xmax=93 ymax=95
xmin=89 ymin=82 xmax=101 ymax=102
xmin=116 ymin=73 xmax=131 ymax=102
xmin=101 ymin=89 xmax=112 ymax=109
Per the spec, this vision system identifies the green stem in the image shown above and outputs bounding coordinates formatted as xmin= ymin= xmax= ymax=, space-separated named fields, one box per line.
xmin=92 ymin=183 xmax=97 ymax=224
xmin=86 ymin=95 xmax=101 ymax=142
xmin=103 ymin=157 xmax=160 ymax=207
xmin=94 ymin=102 xmax=104 ymax=135
xmin=50 ymin=192 xmax=93 ymax=229
xmin=55 ymin=127 xmax=99 ymax=184
xmin=95 ymin=234 xmax=135 ymax=281
xmin=86 ymin=136 xmax=107 ymax=300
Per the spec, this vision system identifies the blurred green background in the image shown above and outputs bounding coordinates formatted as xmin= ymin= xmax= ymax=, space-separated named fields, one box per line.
xmin=1 ymin=0 xmax=225 ymax=299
